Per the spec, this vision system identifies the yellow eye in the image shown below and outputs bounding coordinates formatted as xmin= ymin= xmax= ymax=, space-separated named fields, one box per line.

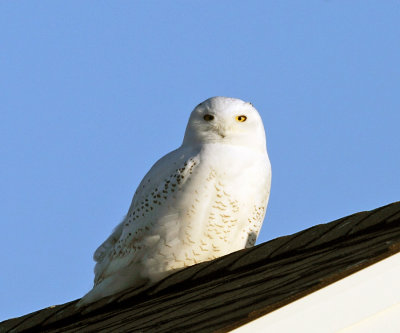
xmin=203 ymin=114 xmax=214 ymax=121
xmin=236 ymin=115 xmax=247 ymax=122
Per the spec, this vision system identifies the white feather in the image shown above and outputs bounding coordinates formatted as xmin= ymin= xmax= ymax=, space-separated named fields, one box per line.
xmin=78 ymin=97 xmax=271 ymax=305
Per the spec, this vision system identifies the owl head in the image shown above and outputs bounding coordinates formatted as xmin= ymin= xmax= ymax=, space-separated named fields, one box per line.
xmin=182 ymin=97 xmax=267 ymax=151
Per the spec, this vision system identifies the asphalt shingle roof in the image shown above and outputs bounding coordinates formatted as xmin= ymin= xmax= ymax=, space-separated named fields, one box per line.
xmin=2 ymin=201 xmax=400 ymax=333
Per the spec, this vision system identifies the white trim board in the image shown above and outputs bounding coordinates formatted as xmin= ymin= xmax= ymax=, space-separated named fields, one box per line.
xmin=231 ymin=252 xmax=400 ymax=333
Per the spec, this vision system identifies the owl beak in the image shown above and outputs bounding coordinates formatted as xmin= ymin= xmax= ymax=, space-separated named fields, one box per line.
xmin=214 ymin=124 xmax=228 ymax=139
xmin=217 ymin=129 xmax=226 ymax=138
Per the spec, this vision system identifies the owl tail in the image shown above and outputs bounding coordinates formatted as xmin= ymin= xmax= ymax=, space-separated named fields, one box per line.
xmin=76 ymin=269 xmax=147 ymax=308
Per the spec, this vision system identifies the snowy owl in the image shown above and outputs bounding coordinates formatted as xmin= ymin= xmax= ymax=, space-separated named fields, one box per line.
xmin=79 ymin=97 xmax=271 ymax=305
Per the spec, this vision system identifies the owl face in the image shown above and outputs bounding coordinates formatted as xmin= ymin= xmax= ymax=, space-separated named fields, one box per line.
xmin=183 ymin=97 xmax=267 ymax=151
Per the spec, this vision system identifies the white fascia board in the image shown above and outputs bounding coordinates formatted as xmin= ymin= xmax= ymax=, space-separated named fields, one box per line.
xmin=339 ymin=303 xmax=400 ymax=333
xmin=231 ymin=252 xmax=400 ymax=333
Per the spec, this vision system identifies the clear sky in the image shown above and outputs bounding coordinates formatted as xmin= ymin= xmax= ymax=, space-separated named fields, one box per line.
xmin=1 ymin=1 xmax=399 ymax=321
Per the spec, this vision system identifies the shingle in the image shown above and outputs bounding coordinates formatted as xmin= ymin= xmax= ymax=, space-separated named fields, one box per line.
xmin=2 ymin=201 xmax=400 ymax=333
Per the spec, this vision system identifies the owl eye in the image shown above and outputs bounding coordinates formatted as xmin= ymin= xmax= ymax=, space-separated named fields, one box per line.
xmin=236 ymin=115 xmax=247 ymax=122
xmin=203 ymin=114 xmax=214 ymax=121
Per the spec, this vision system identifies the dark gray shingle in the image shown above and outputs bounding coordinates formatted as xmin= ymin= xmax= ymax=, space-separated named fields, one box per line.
xmin=2 ymin=201 xmax=400 ymax=333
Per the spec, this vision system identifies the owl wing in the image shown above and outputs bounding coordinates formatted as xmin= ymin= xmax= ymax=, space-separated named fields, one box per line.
xmin=92 ymin=145 xmax=200 ymax=285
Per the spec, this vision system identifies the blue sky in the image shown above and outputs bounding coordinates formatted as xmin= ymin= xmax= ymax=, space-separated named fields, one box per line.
xmin=1 ymin=1 xmax=399 ymax=321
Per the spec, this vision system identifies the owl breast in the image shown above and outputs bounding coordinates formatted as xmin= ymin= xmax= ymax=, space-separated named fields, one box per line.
xmin=141 ymin=143 xmax=271 ymax=281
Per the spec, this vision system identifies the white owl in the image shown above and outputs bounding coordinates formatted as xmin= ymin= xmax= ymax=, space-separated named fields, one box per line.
xmin=79 ymin=97 xmax=271 ymax=305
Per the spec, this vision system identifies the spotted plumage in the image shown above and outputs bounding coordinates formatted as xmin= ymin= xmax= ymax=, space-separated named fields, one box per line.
xmin=78 ymin=96 xmax=271 ymax=306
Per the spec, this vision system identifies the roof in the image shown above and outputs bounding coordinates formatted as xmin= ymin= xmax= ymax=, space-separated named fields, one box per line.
xmin=2 ymin=201 xmax=400 ymax=333
xmin=232 ymin=250 xmax=400 ymax=332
